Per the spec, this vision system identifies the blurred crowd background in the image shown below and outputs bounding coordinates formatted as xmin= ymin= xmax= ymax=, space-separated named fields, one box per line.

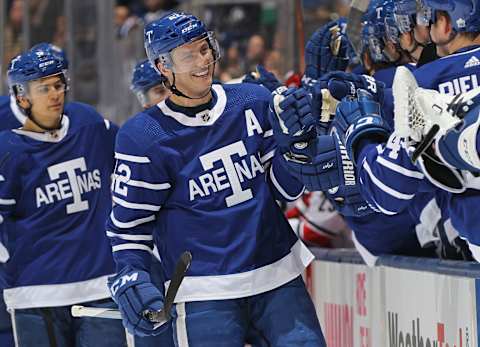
xmin=0 ymin=0 xmax=351 ymax=124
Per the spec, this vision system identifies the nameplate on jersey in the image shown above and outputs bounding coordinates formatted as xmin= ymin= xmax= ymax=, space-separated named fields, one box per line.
xmin=438 ymin=74 xmax=479 ymax=96
xmin=35 ymin=157 xmax=101 ymax=214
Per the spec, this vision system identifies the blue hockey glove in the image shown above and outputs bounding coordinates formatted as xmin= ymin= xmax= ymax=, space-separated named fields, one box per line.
xmin=243 ymin=65 xmax=282 ymax=92
xmin=108 ymin=267 xmax=167 ymax=337
xmin=268 ymin=86 xmax=316 ymax=154
xmin=332 ymin=90 xmax=391 ymax=164
xmin=280 ymin=135 xmax=342 ymax=191
xmin=325 ymin=132 xmax=374 ymax=217
xmin=324 ymin=71 xmax=385 ymax=103
xmin=303 ymin=18 xmax=352 ymax=88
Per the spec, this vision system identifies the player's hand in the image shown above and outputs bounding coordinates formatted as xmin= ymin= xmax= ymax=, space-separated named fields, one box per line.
xmin=303 ymin=18 xmax=353 ymax=88
xmin=325 ymin=133 xmax=373 ymax=217
xmin=243 ymin=65 xmax=282 ymax=92
xmin=280 ymin=135 xmax=342 ymax=191
xmin=268 ymin=86 xmax=316 ymax=154
xmin=332 ymin=90 xmax=391 ymax=164
xmin=324 ymin=71 xmax=385 ymax=103
xmin=108 ymin=266 xmax=168 ymax=337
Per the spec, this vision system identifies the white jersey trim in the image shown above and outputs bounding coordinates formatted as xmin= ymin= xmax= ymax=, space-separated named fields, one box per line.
xmin=112 ymin=243 xmax=153 ymax=253
xmin=115 ymin=152 xmax=151 ymax=163
xmin=106 ymin=230 xmax=153 ymax=241
xmin=269 ymin=166 xmax=304 ymax=201
xmin=467 ymin=241 xmax=480 ymax=263
xmin=13 ymin=116 xmax=69 ymax=143
xmin=110 ymin=211 xmax=156 ymax=228
xmin=363 ymin=161 xmax=415 ymax=200
xmin=4 ymin=275 xmax=112 ymax=310
xmin=158 ymin=84 xmax=227 ymax=127
xmin=376 ymin=156 xmax=424 ymax=179
xmin=165 ymin=239 xmax=314 ymax=303
xmin=122 ymin=178 xmax=171 ymax=191
xmin=260 ymin=149 xmax=275 ymax=164
xmin=0 ymin=198 xmax=16 ymax=205
xmin=112 ymin=196 xmax=161 ymax=212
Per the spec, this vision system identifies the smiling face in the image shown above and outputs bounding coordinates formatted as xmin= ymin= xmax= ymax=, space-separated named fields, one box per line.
xmin=159 ymin=36 xmax=215 ymax=102
xmin=19 ymin=74 xmax=66 ymax=129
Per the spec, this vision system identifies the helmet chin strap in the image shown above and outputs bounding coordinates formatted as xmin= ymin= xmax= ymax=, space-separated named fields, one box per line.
xmin=168 ymin=63 xmax=216 ymax=100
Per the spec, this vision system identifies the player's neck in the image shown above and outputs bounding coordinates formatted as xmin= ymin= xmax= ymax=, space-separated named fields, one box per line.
xmin=169 ymin=91 xmax=212 ymax=108
xmin=446 ymin=35 xmax=480 ymax=55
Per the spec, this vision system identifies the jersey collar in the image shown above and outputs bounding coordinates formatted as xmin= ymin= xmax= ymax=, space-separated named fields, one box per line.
xmin=157 ymin=84 xmax=227 ymax=127
xmin=12 ymin=115 xmax=70 ymax=143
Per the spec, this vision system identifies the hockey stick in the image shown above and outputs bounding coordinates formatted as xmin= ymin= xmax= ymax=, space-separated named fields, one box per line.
xmin=346 ymin=0 xmax=371 ymax=57
xmin=71 ymin=251 xmax=192 ymax=323
xmin=294 ymin=0 xmax=306 ymax=74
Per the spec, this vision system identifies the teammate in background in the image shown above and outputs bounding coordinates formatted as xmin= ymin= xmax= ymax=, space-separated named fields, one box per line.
xmin=0 ymin=42 xmax=67 ymax=347
xmin=0 ymin=45 xmax=127 ymax=346
xmin=107 ymin=12 xmax=325 ymax=346
xmin=391 ymin=0 xmax=438 ymax=64
xmin=131 ymin=59 xmax=171 ymax=108
xmin=129 ymin=58 xmax=175 ymax=347
xmin=0 ymin=96 xmax=20 ymax=347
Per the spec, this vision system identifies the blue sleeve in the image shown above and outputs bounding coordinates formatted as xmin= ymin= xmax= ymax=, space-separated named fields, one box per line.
xmin=356 ymin=134 xmax=432 ymax=215
xmin=106 ymin=125 xmax=174 ymax=272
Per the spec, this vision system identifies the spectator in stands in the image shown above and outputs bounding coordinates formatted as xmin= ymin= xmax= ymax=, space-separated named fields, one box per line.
xmin=3 ymin=0 xmax=24 ymax=74
xmin=245 ymin=34 xmax=266 ymax=74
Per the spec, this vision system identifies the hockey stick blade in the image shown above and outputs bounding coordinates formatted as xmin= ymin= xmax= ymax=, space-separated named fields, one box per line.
xmin=143 ymin=251 xmax=192 ymax=324
xmin=412 ymin=124 xmax=440 ymax=163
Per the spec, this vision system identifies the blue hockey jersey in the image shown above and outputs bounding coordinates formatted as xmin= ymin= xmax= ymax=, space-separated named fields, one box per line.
xmin=107 ymin=83 xmax=313 ymax=303
xmin=0 ymin=95 xmax=23 ymax=131
xmin=0 ymin=102 xmax=118 ymax=310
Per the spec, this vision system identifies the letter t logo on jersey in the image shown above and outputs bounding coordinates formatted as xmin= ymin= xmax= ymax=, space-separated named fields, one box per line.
xmin=199 ymin=141 xmax=253 ymax=207
xmin=48 ymin=157 xmax=89 ymax=214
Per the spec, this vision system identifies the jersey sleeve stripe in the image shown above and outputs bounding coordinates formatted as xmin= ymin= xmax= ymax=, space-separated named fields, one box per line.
xmin=112 ymin=243 xmax=153 ymax=253
xmin=114 ymin=177 xmax=171 ymax=190
xmin=376 ymin=156 xmax=425 ymax=179
xmin=269 ymin=166 xmax=304 ymax=201
xmin=114 ymin=152 xmax=151 ymax=163
xmin=363 ymin=161 xmax=415 ymax=200
xmin=106 ymin=230 xmax=153 ymax=241
xmin=110 ymin=212 xmax=156 ymax=228
xmin=263 ymin=129 xmax=273 ymax=138
xmin=112 ymin=196 xmax=161 ymax=212
xmin=261 ymin=149 xmax=276 ymax=164
xmin=0 ymin=198 xmax=16 ymax=205
xmin=104 ymin=119 xmax=111 ymax=130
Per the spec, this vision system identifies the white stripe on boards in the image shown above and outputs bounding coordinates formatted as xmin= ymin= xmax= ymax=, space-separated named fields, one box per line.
xmin=115 ymin=152 xmax=151 ymax=163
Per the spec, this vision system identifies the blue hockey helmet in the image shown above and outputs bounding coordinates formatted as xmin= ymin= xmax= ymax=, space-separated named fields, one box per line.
xmin=424 ymin=0 xmax=480 ymax=32
xmin=8 ymin=44 xmax=69 ymax=96
xmin=393 ymin=0 xmax=417 ymax=33
xmin=131 ymin=59 xmax=169 ymax=106
xmin=361 ymin=0 xmax=394 ymax=64
xmin=144 ymin=12 xmax=220 ymax=73
xmin=131 ymin=59 xmax=166 ymax=92
xmin=30 ymin=42 xmax=68 ymax=68
xmin=384 ymin=0 xmax=401 ymax=43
